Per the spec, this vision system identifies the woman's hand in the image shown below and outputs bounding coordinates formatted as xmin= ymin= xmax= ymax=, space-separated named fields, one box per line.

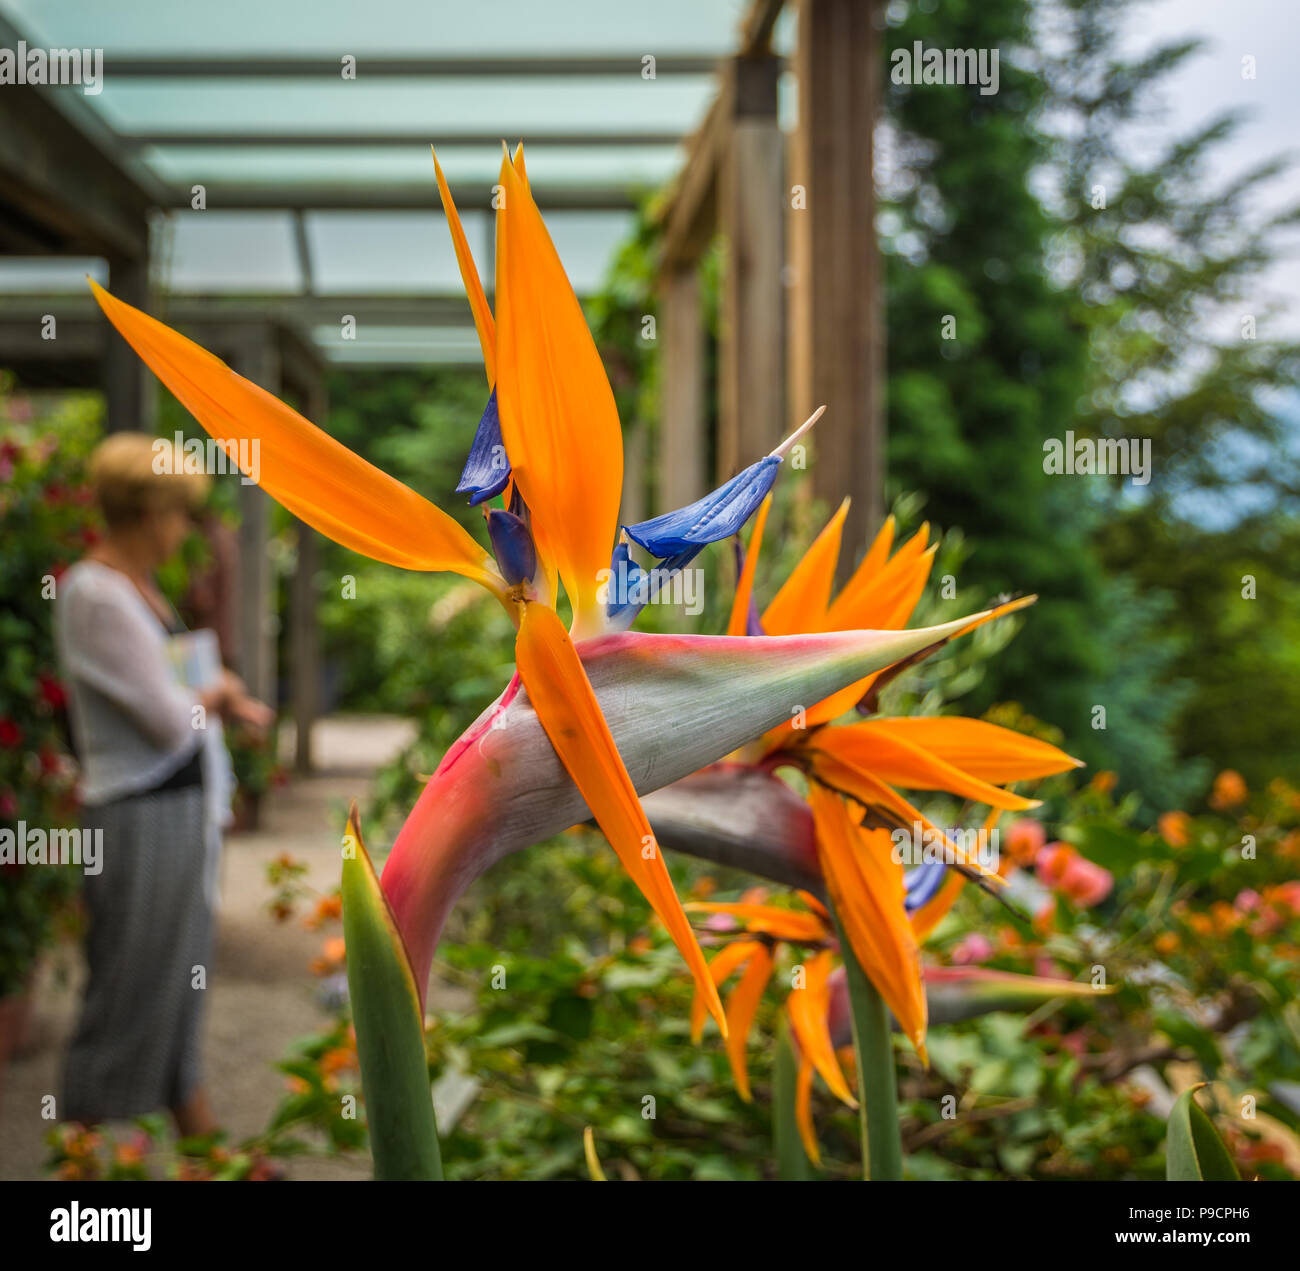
xmin=227 ymin=693 xmax=275 ymax=735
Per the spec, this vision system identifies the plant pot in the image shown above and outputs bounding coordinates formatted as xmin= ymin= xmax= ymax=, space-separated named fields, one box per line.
xmin=0 ymin=982 xmax=35 ymax=1072
xmin=231 ymin=788 xmax=263 ymax=834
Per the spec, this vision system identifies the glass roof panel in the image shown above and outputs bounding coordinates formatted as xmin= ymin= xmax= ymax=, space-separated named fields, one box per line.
xmin=312 ymin=324 xmax=487 ymax=366
xmin=156 ymin=212 xmax=302 ymax=292
xmin=6 ymin=0 xmax=752 ymax=56
xmin=0 ymin=258 xmax=108 ymax=293
xmin=92 ymin=77 xmax=715 ymax=137
xmin=305 ymin=211 xmax=480 ymax=295
xmin=138 ymin=145 xmax=681 ymax=197
xmin=0 ymin=0 xmax=777 ymax=351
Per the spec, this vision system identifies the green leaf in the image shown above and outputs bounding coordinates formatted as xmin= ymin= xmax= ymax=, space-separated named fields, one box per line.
xmin=342 ymin=805 xmax=443 ymax=1181
xmin=773 ymin=1015 xmax=812 ymax=1181
xmin=1166 ymin=1086 xmax=1240 ymax=1181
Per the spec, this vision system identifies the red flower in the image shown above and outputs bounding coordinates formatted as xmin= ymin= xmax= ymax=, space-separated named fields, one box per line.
xmin=37 ymin=671 xmax=67 ymax=711
xmin=0 ymin=717 xmax=22 ymax=749
xmin=1036 ymin=842 xmax=1114 ymax=908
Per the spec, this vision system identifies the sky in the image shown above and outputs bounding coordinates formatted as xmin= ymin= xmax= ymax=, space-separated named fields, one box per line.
xmin=1119 ymin=0 xmax=1300 ymax=334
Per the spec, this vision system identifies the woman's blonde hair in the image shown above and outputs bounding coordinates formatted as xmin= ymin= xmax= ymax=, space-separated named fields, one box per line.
xmin=89 ymin=432 xmax=211 ymax=529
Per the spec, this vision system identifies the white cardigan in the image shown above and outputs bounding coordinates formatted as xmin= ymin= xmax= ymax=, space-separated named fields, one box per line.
xmin=54 ymin=560 xmax=204 ymax=806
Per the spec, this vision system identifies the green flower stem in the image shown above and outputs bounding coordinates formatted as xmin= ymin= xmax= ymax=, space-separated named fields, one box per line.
xmin=831 ymin=905 xmax=904 ymax=1181
xmin=773 ymin=1014 xmax=811 ymax=1180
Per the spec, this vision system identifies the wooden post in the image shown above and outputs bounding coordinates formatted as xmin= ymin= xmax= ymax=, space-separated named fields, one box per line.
xmin=103 ymin=253 xmax=154 ymax=433
xmin=229 ymin=330 xmax=279 ymax=710
xmin=658 ymin=268 xmax=707 ymax=511
xmin=790 ymin=0 xmax=883 ymax=573
xmin=718 ymin=55 xmax=786 ymax=481
xmin=291 ymin=518 xmax=319 ymax=774
xmin=290 ymin=377 xmax=326 ymax=774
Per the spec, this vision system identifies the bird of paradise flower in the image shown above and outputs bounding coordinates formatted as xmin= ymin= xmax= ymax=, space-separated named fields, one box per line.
xmin=88 ymin=142 xmax=1040 ymax=1177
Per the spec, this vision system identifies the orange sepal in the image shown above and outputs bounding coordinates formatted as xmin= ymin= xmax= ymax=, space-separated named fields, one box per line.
xmin=794 ymin=1051 xmax=822 ymax=1166
xmin=808 ymin=783 xmax=928 ymax=1058
xmin=432 ymin=147 xmax=496 ymax=385
xmin=727 ymin=493 xmax=772 ymax=637
xmin=787 ymin=949 xmax=857 ymax=1106
xmin=514 ymin=602 xmax=726 ymax=1035
xmin=685 ymin=901 xmax=829 ymax=945
xmin=723 ymin=943 xmax=775 ymax=1101
xmin=691 ymin=939 xmax=762 ymax=1044
xmin=762 ymin=499 xmax=849 ymax=636
xmin=88 ymin=281 xmax=501 ymax=592
xmin=494 ymin=152 xmax=621 ymax=636
xmin=811 ymin=719 xmax=1043 ymax=811
xmin=870 ymin=715 xmax=1083 ymax=784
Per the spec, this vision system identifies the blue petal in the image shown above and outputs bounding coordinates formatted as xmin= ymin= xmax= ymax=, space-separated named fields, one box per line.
xmin=456 ymin=389 xmax=511 ymax=506
xmin=903 ymin=861 xmax=948 ymax=912
xmin=485 ymin=508 xmax=536 ymax=585
xmin=623 ymin=455 xmax=781 ymax=557
xmin=605 ymin=542 xmax=699 ymax=627
xmin=604 ymin=539 xmax=646 ymax=623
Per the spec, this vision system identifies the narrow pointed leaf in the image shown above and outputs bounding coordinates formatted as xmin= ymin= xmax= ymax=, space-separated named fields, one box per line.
xmin=1167 ymin=1086 xmax=1241 ymax=1181
xmin=774 ymin=1015 xmax=813 ymax=1180
xmin=341 ymin=806 xmax=442 ymax=1181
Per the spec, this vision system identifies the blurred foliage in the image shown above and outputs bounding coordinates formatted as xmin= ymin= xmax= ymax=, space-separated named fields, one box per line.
xmin=1043 ymin=0 xmax=1300 ymax=794
xmin=882 ymin=0 xmax=1107 ymax=757
xmin=0 ymin=383 xmax=97 ymax=995
xmin=427 ymin=769 xmax=1300 ymax=1180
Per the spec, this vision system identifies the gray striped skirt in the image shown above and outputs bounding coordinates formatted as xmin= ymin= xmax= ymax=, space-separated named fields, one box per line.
xmin=62 ymin=784 xmax=212 ymax=1124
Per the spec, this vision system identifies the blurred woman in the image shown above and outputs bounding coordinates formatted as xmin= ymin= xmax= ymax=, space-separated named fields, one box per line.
xmin=54 ymin=432 xmax=270 ymax=1135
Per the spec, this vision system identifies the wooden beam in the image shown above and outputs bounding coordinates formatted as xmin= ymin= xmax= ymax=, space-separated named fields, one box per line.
xmin=102 ymin=55 xmax=729 ymax=78
xmin=657 ymin=83 xmax=729 ymax=271
xmin=738 ymin=0 xmax=789 ymax=55
xmin=153 ymin=182 xmax=641 ymax=213
xmin=658 ymin=268 xmax=707 ymax=511
xmin=789 ymin=0 xmax=883 ymax=572
xmin=125 ymin=130 xmax=684 ymax=149
xmin=717 ymin=56 xmax=786 ymax=478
